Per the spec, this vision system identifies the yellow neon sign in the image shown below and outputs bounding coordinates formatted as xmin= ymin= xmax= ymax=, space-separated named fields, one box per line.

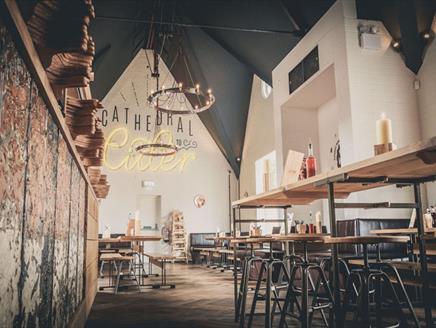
xmin=103 ymin=127 xmax=196 ymax=172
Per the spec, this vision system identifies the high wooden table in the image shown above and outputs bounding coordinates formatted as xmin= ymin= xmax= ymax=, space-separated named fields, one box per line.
xmin=232 ymin=136 xmax=436 ymax=327
xmin=99 ymin=235 xmax=162 ymax=287
xmin=370 ymin=227 xmax=436 ymax=237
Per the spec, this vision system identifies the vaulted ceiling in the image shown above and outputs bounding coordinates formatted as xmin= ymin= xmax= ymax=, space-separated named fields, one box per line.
xmin=19 ymin=0 xmax=436 ymax=177
xmin=88 ymin=0 xmax=335 ymax=176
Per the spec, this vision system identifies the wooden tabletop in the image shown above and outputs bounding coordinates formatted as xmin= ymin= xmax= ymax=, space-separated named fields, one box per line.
xmin=99 ymin=236 xmax=162 ymax=242
xmin=143 ymin=253 xmax=176 ymax=260
xmin=324 ymin=236 xmax=409 ymax=245
xmin=100 ymin=253 xmax=122 ymax=260
xmin=230 ymin=237 xmax=273 ymax=244
xmin=205 ymin=236 xmax=250 ymax=241
xmin=229 ymin=234 xmax=331 ymax=244
xmin=121 ymin=235 xmax=162 ymax=241
xmin=273 ymin=233 xmax=330 ymax=242
xmin=99 ymin=237 xmax=123 ymax=243
xmin=370 ymin=227 xmax=436 ymax=236
xmin=233 ymin=136 xmax=436 ymax=207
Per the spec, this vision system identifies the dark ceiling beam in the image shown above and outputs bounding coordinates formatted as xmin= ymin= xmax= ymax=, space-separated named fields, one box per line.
xmin=398 ymin=0 xmax=424 ymax=73
xmin=95 ymin=15 xmax=301 ymax=35
xmin=279 ymin=0 xmax=301 ymax=32
xmin=279 ymin=0 xmax=309 ymax=34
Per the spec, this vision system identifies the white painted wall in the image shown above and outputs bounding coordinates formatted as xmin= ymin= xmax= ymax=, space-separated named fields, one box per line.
xmin=240 ymin=76 xmax=275 ymax=199
xmin=269 ymin=0 xmax=428 ymax=225
xmin=417 ymin=17 xmax=436 ymax=204
xmin=99 ymin=50 xmax=237 ymax=238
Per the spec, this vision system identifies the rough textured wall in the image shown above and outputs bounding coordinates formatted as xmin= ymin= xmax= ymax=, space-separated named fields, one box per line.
xmin=0 ymin=22 xmax=31 ymax=327
xmin=0 ymin=21 xmax=87 ymax=328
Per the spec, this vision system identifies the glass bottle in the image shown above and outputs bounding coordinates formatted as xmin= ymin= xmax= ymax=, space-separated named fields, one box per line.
xmin=306 ymin=141 xmax=317 ymax=178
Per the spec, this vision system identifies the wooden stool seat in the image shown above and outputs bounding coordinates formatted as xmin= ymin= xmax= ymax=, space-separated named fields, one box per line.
xmin=100 ymin=253 xmax=121 ymax=261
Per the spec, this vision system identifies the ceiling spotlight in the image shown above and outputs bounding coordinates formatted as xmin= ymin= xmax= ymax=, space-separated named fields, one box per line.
xmin=236 ymin=156 xmax=241 ymax=163
xmin=422 ymin=31 xmax=434 ymax=42
xmin=391 ymin=40 xmax=401 ymax=52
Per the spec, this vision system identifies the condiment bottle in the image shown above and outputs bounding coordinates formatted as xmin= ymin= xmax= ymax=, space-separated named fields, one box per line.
xmin=306 ymin=141 xmax=317 ymax=178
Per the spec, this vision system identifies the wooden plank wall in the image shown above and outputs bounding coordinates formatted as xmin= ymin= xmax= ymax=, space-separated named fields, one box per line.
xmin=0 ymin=18 xmax=97 ymax=328
xmin=86 ymin=186 xmax=99 ymax=317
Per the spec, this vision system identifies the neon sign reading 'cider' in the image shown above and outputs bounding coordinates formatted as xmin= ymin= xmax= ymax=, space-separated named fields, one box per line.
xmin=103 ymin=127 xmax=196 ymax=172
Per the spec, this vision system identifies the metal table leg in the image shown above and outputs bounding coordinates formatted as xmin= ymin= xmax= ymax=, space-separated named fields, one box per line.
xmin=233 ymin=207 xmax=238 ymax=322
xmin=327 ymin=182 xmax=341 ymax=327
xmin=413 ymin=183 xmax=432 ymax=327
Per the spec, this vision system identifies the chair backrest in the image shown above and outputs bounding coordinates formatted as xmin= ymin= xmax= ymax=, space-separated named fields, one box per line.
xmin=271 ymin=226 xmax=282 ymax=250
xmin=189 ymin=233 xmax=215 ymax=248
xmin=272 ymin=226 xmax=281 ymax=234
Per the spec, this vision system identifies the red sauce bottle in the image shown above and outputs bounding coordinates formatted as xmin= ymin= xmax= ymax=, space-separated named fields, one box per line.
xmin=306 ymin=142 xmax=317 ymax=178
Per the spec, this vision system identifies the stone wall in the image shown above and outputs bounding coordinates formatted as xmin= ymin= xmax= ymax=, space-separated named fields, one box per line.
xmin=0 ymin=21 xmax=87 ymax=327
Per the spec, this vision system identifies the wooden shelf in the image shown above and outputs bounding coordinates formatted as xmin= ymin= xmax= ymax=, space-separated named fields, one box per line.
xmin=233 ymin=136 xmax=436 ymax=207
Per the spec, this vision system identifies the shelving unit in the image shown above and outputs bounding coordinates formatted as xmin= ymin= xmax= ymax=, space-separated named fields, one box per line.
xmin=171 ymin=211 xmax=188 ymax=263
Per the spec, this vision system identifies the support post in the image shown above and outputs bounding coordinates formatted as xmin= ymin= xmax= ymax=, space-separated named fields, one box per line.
xmin=413 ymin=184 xmax=432 ymax=327
xmin=283 ymin=207 xmax=289 ymax=259
xmin=327 ymin=182 xmax=340 ymax=326
xmin=233 ymin=206 xmax=238 ymax=322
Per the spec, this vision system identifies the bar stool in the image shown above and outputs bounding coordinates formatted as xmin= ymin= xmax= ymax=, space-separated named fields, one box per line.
xmin=236 ymin=254 xmax=263 ymax=326
xmin=277 ymin=235 xmax=334 ymax=328
xmin=243 ymin=238 xmax=290 ymax=328
xmin=324 ymin=236 xmax=409 ymax=327
xmin=247 ymin=258 xmax=290 ymax=328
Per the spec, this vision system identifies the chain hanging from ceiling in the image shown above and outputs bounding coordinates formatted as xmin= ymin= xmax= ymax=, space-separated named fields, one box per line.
xmin=135 ymin=19 xmax=178 ymax=157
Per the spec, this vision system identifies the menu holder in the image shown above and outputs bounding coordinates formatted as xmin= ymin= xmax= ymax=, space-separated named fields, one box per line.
xmin=281 ymin=149 xmax=305 ymax=186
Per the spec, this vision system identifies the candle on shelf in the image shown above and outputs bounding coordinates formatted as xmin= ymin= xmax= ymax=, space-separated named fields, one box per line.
xmin=263 ymin=159 xmax=270 ymax=192
xmin=376 ymin=113 xmax=392 ymax=145
xmin=315 ymin=211 xmax=322 ymax=233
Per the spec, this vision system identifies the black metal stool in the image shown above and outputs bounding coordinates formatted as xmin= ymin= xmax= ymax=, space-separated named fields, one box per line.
xmin=278 ymin=236 xmax=334 ymax=328
xmin=237 ymin=255 xmax=263 ymax=327
xmin=241 ymin=238 xmax=290 ymax=328
xmin=325 ymin=236 xmax=409 ymax=328
xmin=247 ymin=257 xmax=290 ymax=328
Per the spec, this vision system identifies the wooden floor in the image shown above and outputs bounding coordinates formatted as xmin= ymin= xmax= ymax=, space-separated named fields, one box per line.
xmin=86 ymin=263 xmax=433 ymax=328
xmin=87 ymin=263 xmax=249 ymax=328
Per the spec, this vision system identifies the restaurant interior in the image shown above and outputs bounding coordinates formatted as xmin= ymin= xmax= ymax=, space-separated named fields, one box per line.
xmin=1 ymin=0 xmax=436 ymax=327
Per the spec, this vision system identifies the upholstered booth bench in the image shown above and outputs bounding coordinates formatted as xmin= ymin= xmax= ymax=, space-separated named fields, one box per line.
xmin=336 ymin=218 xmax=410 ymax=259
xmin=189 ymin=233 xmax=218 ymax=264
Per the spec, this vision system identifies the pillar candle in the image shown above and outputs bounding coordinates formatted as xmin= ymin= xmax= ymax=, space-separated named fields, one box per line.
xmin=376 ymin=113 xmax=393 ymax=144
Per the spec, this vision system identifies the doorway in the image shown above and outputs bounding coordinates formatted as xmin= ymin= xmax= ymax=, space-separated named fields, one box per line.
xmin=135 ymin=194 xmax=162 ymax=231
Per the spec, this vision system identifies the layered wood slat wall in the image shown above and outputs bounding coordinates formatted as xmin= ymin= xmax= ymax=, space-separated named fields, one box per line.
xmin=0 ymin=13 xmax=97 ymax=328
xmin=86 ymin=186 xmax=99 ymax=317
